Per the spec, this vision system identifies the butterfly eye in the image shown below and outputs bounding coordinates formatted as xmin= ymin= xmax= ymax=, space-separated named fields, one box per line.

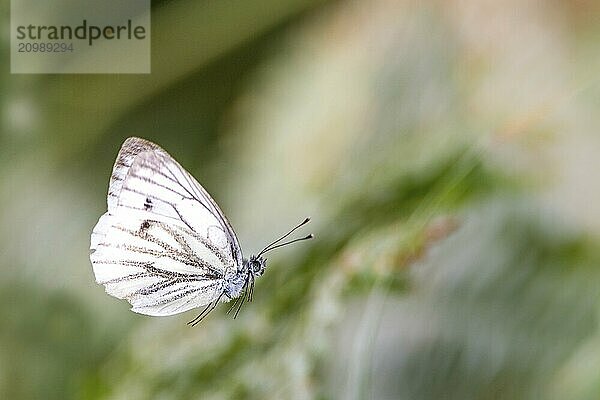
xmin=252 ymin=261 xmax=262 ymax=273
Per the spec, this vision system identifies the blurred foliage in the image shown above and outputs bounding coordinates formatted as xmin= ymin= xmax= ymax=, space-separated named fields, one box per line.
xmin=2 ymin=0 xmax=600 ymax=399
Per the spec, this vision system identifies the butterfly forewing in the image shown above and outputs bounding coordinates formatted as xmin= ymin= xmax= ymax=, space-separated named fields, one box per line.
xmin=90 ymin=138 xmax=242 ymax=316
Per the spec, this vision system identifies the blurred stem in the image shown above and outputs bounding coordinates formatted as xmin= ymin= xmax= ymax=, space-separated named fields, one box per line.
xmin=411 ymin=145 xmax=484 ymax=225
xmin=343 ymin=285 xmax=389 ymax=400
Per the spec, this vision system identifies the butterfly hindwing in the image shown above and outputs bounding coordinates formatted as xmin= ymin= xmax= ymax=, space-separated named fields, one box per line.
xmin=91 ymin=213 xmax=226 ymax=316
xmin=90 ymin=138 xmax=241 ymax=316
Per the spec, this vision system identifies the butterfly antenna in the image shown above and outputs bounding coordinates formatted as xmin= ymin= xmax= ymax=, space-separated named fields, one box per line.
xmin=260 ymin=234 xmax=314 ymax=255
xmin=258 ymin=217 xmax=311 ymax=257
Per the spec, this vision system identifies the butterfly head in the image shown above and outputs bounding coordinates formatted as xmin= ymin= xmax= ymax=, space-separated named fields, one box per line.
xmin=247 ymin=255 xmax=266 ymax=277
xmin=228 ymin=218 xmax=313 ymax=319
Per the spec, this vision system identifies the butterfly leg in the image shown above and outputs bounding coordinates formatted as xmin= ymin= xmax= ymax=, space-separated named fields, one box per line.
xmin=233 ymin=286 xmax=250 ymax=319
xmin=248 ymin=277 xmax=255 ymax=302
xmin=187 ymin=292 xmax=224 ymax=326
xmin=226 ymin=295 xmax=242 ymax=315
xmin=187 ymin=304 xmax=211 ymax=326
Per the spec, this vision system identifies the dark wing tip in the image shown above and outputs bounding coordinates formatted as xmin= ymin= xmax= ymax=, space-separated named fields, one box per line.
xmin=121 ymin=137 xmax=161 ymax=152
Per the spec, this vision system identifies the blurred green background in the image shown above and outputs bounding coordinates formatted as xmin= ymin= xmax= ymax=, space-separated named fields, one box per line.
xmin=2 ymin=0 xmax=600 ymax=399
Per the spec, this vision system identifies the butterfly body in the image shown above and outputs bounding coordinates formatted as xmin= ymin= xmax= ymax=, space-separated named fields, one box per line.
xmin=90 ymin=137 xmax=310 ymax=324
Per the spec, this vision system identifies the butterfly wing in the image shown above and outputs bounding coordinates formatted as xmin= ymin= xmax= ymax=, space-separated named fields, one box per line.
xmin=90 ymin=137 xmax=243 ymax=316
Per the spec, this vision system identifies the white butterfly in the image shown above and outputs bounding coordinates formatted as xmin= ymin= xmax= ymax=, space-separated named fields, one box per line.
xmin=90 ymin=137 xmax=312 ymax=326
